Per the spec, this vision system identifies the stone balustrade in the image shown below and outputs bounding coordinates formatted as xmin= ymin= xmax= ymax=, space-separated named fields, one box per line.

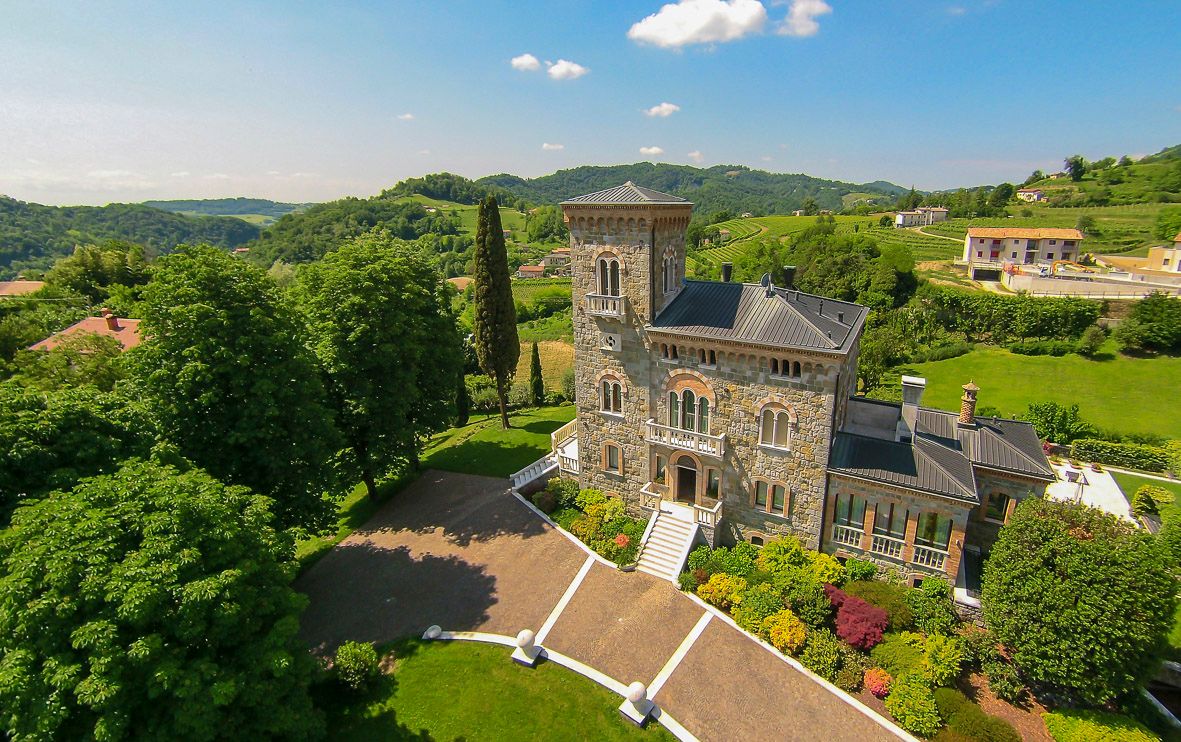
xmin=912 ymin=544 xmax=948 ymax=571
xmin=644 ymin=419 xmax=726 ymax=458
xmin=584 ymin=294 xmax=625 ymax=318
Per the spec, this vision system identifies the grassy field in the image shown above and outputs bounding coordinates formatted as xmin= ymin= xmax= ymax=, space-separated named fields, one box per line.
xmin=889 ymin=345 xmax=1181 ymax=439
xmin=511 ymin=277 xmax=571 ymax=303
xmin=321 ymin=638 xmax=672 ymax=741
xmin=420 ymin=405 xmax=575 ymax=478
xmin=515 ymin=339 xmax=574 ymax=390
xmin=922 ymin=204 xmax=1170 ymax=256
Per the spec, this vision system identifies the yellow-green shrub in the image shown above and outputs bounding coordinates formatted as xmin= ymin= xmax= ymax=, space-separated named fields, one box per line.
xmin=763 ymin=609 xmax=807 ymax=654
xmin=696 ymin=573 xmax=747 ymax=611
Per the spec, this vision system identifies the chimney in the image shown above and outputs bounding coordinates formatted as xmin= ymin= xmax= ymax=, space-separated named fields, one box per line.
xmin=721 ymin=262 xmax=733 ymax=282
xmin=896 ymin=375 xmax=926 ymax=443
xmin=959 ymin=381 xmax=980 ymax=426
xmin=100 ymin=308 xmax=120 ymax=331
xmin=781 ymin=265 xmax=796 ymax=288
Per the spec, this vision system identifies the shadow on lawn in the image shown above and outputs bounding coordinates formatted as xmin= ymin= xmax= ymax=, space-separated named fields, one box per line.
xmin=376 ymin=469 xmax=550 ymax=547
xmin=297 ymin=542 xmax=497 ymax=656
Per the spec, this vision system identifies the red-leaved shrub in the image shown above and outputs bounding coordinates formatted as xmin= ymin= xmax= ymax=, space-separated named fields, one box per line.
xmin=824 ymin=583 xmax=847 ymax=608
xmin=864 ymin=667 xmax=892 ymax=698
xmin=835 ymin=595 xmax=888 ymax=650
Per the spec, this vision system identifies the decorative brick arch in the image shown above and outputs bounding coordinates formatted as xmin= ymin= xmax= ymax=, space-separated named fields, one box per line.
xmin=662 ymin=368 xmax=715 ymax=404
xmin=754 ymin=395 xmax=798 ymax=423
xmin=669 ymin=450 xmax=702 ymax=472
xmin=594 ymin=369 xmax=628 ymax=391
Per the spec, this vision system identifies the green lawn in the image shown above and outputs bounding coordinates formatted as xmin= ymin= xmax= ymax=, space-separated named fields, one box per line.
xmin=421 ymin=405 xmax=575 ymax=478
xmin=891 ymin=346 xmax=1181 ymax=439
xmin=322 ymin=639 xmax=672 ymax=741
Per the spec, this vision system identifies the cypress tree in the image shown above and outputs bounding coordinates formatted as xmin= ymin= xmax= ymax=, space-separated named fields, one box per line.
xmin=472 ymin=195 xmax=519 ymax=428
xmin=455 ymin=373 xmax=470 ymax=427
xmin=529 ymin=341 xmax=545 ymax=406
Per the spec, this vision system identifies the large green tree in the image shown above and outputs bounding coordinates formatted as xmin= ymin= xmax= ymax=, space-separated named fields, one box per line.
xmin=0 ymin=459 xmax=323 ymax=740
xmin=45 ymin=240 xmax=151 ymax=303
xmin=983 ymin=498 xmax=1176 ymax=706
xmin=295 ymin=231 xmax=461 ymax=499
xmin=471 ymin=195 xmax=519 ymax=428
xmin=132 ymin=244 xmax=342 ymax=531
xmin=529 ymin=341 xmax=544 ymax=406
xmin=1064 ymin=155 xmax=1089 ymax=182
xmin=0 ymin=384 xmax=156 ymax=521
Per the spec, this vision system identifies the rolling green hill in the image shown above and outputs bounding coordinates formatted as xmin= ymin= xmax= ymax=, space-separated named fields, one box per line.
xmin=478 ymin=163 xmax=907 ymax=215
xmin=0 ymin=196 xmax=260 ymax=278
xmin=142 ymin=197 xmax=312 ymax=226
xmin=1018 ymin=144 xmax=1181 ymax=208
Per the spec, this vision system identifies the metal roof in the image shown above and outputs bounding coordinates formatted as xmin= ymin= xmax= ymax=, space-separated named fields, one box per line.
xmin=829 ymin=432 xmax=979 ymax=503
xmin=560 ymin=181 xmax=689 ymax=205
xmin=649 ymin=280 xmax=867 ymax=354
xmin=917 ymin=409 xmax=1055 ymax=480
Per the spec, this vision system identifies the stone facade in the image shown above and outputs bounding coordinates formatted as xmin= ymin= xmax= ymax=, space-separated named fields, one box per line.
xmin=562 ymin=198 xmax=857 ymax=550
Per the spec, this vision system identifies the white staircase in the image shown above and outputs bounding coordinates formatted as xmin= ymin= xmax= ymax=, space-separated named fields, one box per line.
xmin=636 ymin=506 xmax=699 ymax=582
xmin=510 ymin=453 xmax=558 ymax=490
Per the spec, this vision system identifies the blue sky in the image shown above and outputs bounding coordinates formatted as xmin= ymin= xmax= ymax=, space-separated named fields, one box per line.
xmin=1 ymin=0 xmax=1178 ymax=205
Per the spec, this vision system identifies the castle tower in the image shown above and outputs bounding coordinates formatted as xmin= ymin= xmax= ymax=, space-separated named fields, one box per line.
xmin=559 ymin=183 xmax=692 ymax=494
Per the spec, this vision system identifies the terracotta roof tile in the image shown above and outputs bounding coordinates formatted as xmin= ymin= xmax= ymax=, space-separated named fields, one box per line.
xmin=0 ymin=280 xmax=46 ymax=296
xmin=29 ymin=315 xmax=142 ymax=352
xmin=966 ymin=227 xmax=1083 ymax=240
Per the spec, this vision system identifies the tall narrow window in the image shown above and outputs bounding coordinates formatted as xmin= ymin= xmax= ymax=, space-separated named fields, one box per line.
xmin=754 ymin=481 xmax=769 ymax=509
xmin=681 ymin=390 xmax=696 ymax=431
xmin=759 ymin=407 xmax=792 ymax=450
xmin=654 ymin=455 xmax=666 ymax=484
xmin=600 ymin=380 xmax=622 ymax=414
xmin=609 ymin=260 xmax=620 ymax=296
xmin=697 ymin=398 xmax=710 ymax=434
xmin=772 ymin=484 xmax=786 ymax=514
xmin=596 ymin=257 xmax=621 ymax=296
xmin=668 ymin=391 xmax=680 ymax=427
xmin=873 ymin=502 xmax=907 ymax=539
xmin=605 ymin=443 xmax=621 ymax=474
xmin=706 ymin=469 xmax=720 ymax=499
xmin=834 ymin=493 xmax=866 ymax=527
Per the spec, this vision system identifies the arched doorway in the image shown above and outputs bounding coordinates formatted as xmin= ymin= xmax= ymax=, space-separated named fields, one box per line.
xmin=673 ymin=454 xmax=697 ymax=505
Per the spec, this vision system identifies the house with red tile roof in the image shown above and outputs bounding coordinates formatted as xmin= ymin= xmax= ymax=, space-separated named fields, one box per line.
xmin=29 ymin=309 xmax=143 ymax=352
xmin=0 ymin=280 xmax=46 ymax=297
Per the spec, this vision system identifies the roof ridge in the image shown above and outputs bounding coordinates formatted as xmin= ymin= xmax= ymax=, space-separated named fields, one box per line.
xmin=914 ymin=435 xmax=977 ymax=498
xmin=771 ymin=288 xmax=840 ymax=349
xmin=975 ymin=422 xmax=1054 ymax=475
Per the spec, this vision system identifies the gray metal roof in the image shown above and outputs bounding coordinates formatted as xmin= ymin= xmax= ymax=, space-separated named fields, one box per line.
xmin=560 ymin=181 xmax=689 ymax=205
xmin=829 ymin=432 xmax=979 ymax=503
xmin=649 ymin=280 xmax=867 ymax=354
xmin=916 ymin=409 xmax=1054 ymax=480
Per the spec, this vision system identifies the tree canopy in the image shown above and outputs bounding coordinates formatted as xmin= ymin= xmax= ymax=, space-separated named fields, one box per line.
xmin=471 ymin=196 xmax=519 ymax=428
xmin=982 ymin=498 xmax=1176 ymax=706
xmin=0 ymin=458 xmax=323 ymax=740
xmin=294 ymin=231 xmax=461 ymax=498
xmin=132 ymin=244 xmax=342 ymax=532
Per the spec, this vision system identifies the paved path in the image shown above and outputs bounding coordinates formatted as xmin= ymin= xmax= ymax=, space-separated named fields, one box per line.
xmin=297 ymin=470 xmax=902 ymax=742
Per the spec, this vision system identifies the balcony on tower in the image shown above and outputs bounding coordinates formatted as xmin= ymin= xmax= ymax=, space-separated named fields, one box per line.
xmin=584 ymin=293 xmax=626 ymax=318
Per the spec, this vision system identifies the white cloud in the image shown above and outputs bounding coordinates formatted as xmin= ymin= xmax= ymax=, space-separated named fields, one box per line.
xmin=644 ymin=102 xmax=681 ymax=118
xmin=266 ymin=170 xmax=282 ymax=176
xmin=418 ymin=149 xmax=431 ymax=155
xmin=397 ymin=112 xmax=415 ymax=121
xmin=761 ymin=155 xmax=773 ymax=162
xmin=542 ymin=142 xmax=565 ymax=151
xmin=640 ymin=146 xmax=665 ymax=156
xmin=170 ymin=171 xmax=190 ymax=177
xmin=511 ymin=53 xmax=541 ymax=71
xmin=546 ymin=59 xmax=589 ymax=80
xmin=776 ymin=0 xmax=831 ymax=37
xmin=947 ymin=5 xmax=967 ymax=15
xmin=628 ymin=0 xmax=767 ymax=49
xmin=204 ymin=173 xmax=230 ymax=180
xmin=687 ymin=150 xmax=704 ymax=163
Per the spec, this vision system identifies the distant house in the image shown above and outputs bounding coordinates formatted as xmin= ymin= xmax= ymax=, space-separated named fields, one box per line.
xmin=1144 ymin=232 xmax=1181 ymax=274
xmin=29 ymin=309 xmax=142 ymax=352
xmin=540 ymin=251 xmax=571 ymax=269
xmin=962 ymin=227 xmax=1084 ymax=278
xmin=740 ymin=212 xmax=753 ymax=218
xmin=0 ymin=280 xmax=46 ymax=297
xmin=515 ymin=265 xmax=546 ymax=279
xmin=791 ymin=210 xmax=805 ymax=217
xmin=1015 ymin=189 xmax=1046 ymax=203
xmin=717 ymin=229 xmax=731 ymax=241
xmin=502 ymin=229 xmax=512 ymax=239
xmin=895 ymin=207 xmax=948 ymax=228
xmin=425 ymin=207 xmax=437 ymax=213
xmin=232 ymin=247 xmax=251 ymax=255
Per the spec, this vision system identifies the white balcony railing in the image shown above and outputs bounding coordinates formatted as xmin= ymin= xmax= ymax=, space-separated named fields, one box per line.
xmin=870 ymin=534 xmax=905 ymax=560
xmin=558 ymin=452 xmax=579 ymax=474
xmin=550 ymin=419 xmax=577 ymax=450
xmin=912 ymin=544 xmax=948 ymax=571
xmin=644 ymin=419 xmax=725 ymax=458
xmin=831 ymin=524 xmax=863 ymax=548
xmin=585 ymin=294 xmax=625 ymax=317
xmin=639 ymin=482 xmax=663 ymax=511
xmin=694 ymin=500 xmax=723 ymax=528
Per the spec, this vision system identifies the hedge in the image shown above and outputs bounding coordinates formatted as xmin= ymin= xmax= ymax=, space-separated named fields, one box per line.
xmin=1042 ymin=709 xmax=1159 ymax=742
xmin=1070 ymin=439 xmax=1171 ymax=472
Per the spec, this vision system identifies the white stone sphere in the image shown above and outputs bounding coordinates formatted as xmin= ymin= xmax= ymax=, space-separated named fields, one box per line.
xmin=424 ymin=625 xmax=442 ymax=639
xmin=626 ymin=681 xmax=647 ymax=703
xmin=515 ymin=629 xmax=535 ymax=648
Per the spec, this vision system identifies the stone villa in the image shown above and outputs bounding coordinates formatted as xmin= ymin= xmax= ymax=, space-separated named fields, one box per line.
xmin=515 ymin=182 xmax=1054 ymax=601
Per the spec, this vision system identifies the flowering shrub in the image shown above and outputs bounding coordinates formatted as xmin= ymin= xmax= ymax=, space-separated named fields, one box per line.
xmin=614 ymin=533 xmax=630 ymax=548
xmin=835 ymin=595 xmax=889 ymax=650
xmin=696 ymin=573 xmax=747 ymax=611
xmin=864 ymin=667 xmax=892 ymax=698
xmin=763 ymin=609 xmax=807 ymax=655
xmin=564 ymin=490 xmax=644 ymax=564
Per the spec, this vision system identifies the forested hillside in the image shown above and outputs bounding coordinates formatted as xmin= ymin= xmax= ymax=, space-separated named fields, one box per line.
xmin=478 ymin=163 xmax=907 ymax=214
xmin=0 ymin=197 xmax=260 ymax=277
xmin=143 ymin=197 xmax=311 ymax=220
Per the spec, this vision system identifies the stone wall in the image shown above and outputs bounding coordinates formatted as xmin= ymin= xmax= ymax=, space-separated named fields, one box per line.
xmin=823 ymin=473 xmax=973 ymax=583
xmin=965 ymin=469 xmax=1048 ymax=552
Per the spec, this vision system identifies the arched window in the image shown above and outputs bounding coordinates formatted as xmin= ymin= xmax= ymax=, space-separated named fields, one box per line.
xmin=698 ymin=349 xmax=706 ymax=365
xmin=698 ymin=398 xmax=710 ymax=433
xmin=600 ymin=378 xmax=622 ymax=414
xmin=681 ymin=390 xmax=696 ymax=430
xmin=596 ymin=256 xmax=620 ymax=296
xmin=759 ymin=406 xmax=793 ymax=450
xmin=770 ymin=358 xmax=779 ymax=375
xmin=792 ymin=361 xmax=801 ymax=378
